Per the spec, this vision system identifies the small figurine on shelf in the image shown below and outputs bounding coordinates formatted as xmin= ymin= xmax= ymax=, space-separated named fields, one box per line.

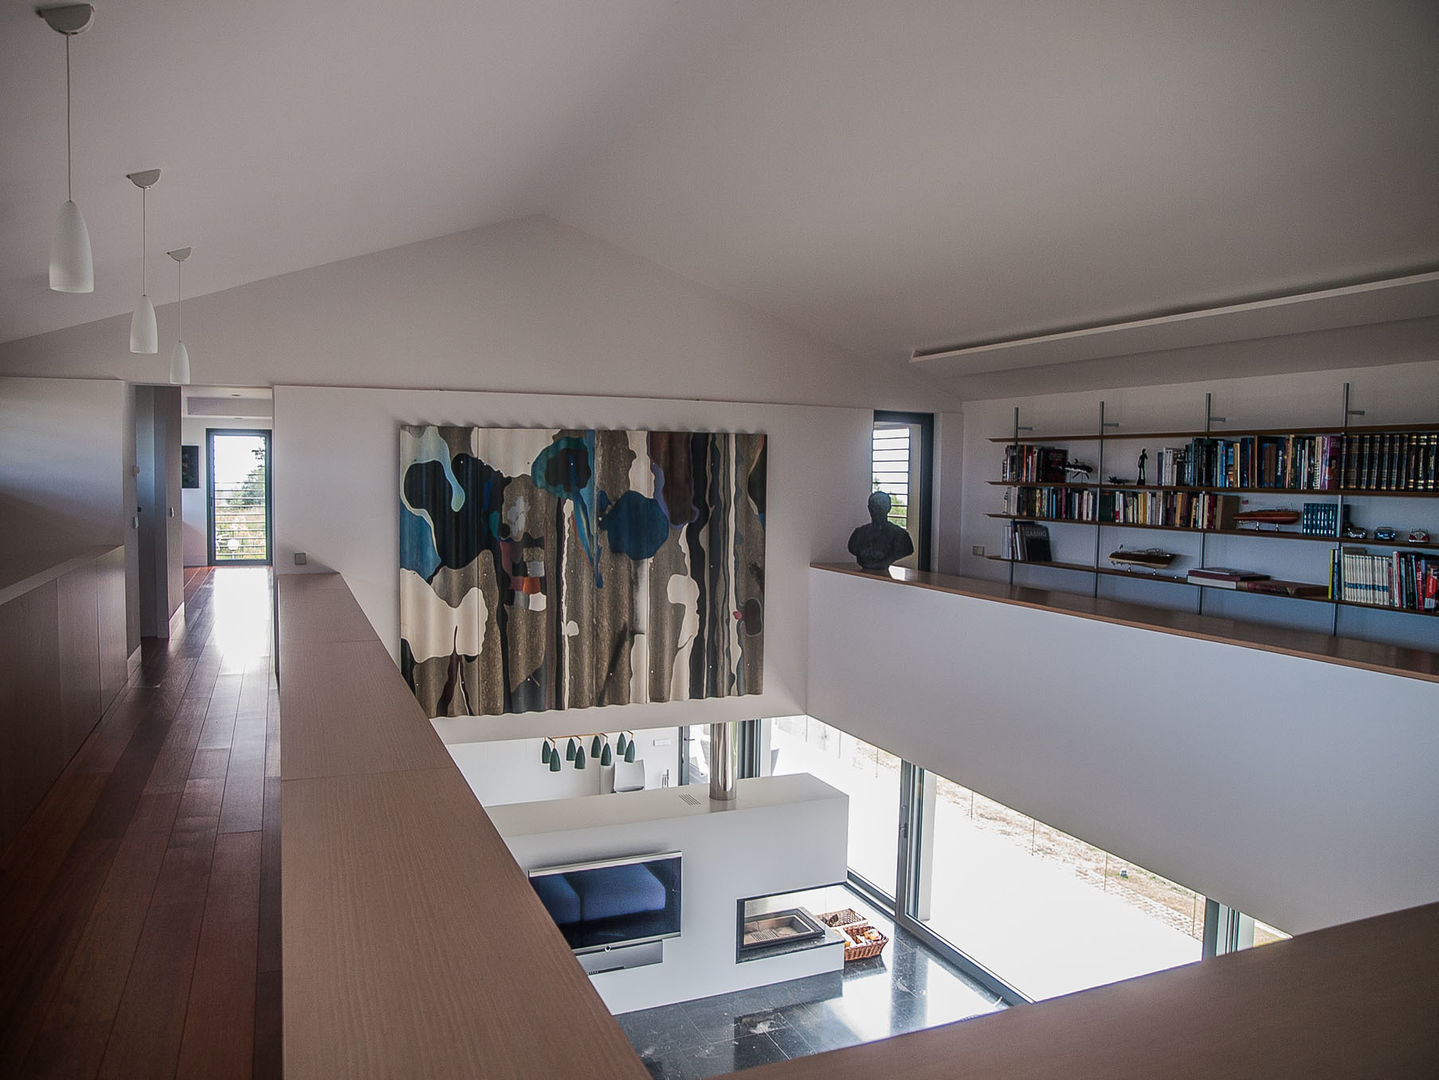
xmin=848 ymin=491 xmax=914 ymax=572
xmin=1137 ymin=448 xmax=1149 ymax=486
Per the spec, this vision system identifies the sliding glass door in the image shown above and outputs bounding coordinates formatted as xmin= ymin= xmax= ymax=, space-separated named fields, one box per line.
xmin=770 ymin=716 xmax=901 ymax=903
xmin=761 ymin=716 xmax=1286 ymax=1004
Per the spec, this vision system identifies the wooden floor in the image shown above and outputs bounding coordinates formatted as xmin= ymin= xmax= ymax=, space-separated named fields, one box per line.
xmin=0 ymin=567 xmax=281 ymax=1079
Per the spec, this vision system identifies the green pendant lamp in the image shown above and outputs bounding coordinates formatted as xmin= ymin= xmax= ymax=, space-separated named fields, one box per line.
xmin=616 ymin=732 xmax=629 ymax=758
xmin=574 ymin=745 xmax=587 ymax=769
xmin=624 ymin=737 xmax=637 ymax=763
xmin=566 ymin=737 xmax=577 ymax=762
xmin=540 ymin=740 xmax=552 ymax=765
xmin=591 ymin=734 xmax=603 ymax=758
xmin=549 ymin=749 xmax=562 ymax=773
xmin=600 ymin=742 xmax=614 ymax=766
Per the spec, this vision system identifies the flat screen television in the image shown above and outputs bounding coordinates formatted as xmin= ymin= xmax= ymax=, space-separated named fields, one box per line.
xmin=528 ymin=851 xmax=682 ymax=954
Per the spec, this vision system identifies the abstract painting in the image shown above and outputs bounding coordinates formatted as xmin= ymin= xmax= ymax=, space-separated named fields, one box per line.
xmin=399 ymin=426 xmax=766 ymax=717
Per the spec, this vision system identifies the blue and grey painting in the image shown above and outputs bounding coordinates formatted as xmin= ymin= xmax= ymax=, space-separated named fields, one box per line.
xmin=399 ymin=426 xmax=766 ymax=717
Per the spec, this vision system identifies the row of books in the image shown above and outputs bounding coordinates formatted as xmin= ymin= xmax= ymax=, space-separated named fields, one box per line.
xmin=1341 ymin=432 xmax=1438 ymax=491
xmin=1019 ymin=432 xmax=1439 ymax=492
xmin=1001 ymin=444 xmax=1069 ymax=483
xmin=1332 ymin=549 xmax=1439 ymax=611
xmin=1100 ymin=491 xmax=1239 ymax=529
xmin=1006 ymin=521 xmax=1052 ymax=562
xmin=1157 ymin=436 xmax=1342 ymax=490
xmin=1008 ymin=486 xmax=1097 ymax=521
xmin=1300 ymin=502 xmax=1346 ymax=537
xmin=1008 ymin=487 xmax=1240 ymax=530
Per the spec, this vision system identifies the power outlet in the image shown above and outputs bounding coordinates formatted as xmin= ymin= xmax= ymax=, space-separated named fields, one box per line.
xmin=972 ymin=545 xmax=985 ymax=557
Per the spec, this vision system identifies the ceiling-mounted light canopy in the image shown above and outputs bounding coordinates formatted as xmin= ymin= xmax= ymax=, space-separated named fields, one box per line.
xmin=168 ymin=247 xmax=192 ymax=385
xmin=40 ymin=5 xmax=96 ymax=293
xmin=127 ymin=169 xmax=160 ymax=353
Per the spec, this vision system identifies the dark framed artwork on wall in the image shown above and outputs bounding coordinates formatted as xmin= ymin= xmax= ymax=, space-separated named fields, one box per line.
xmin=399 ymin=426 xmax=767 ymax=718
xmin=181 ymin=444 xmax=200 ymax=489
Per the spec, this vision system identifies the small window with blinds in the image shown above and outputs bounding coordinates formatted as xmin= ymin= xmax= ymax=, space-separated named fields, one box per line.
xmin=871 ymin=412 xmax=933 ymax=571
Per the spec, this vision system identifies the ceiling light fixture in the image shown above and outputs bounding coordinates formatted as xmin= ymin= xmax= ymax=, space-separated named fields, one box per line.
xmin=39 ymin=4 xmax=96 ymax=293
xmin=168 ymin=247 xmax=192 ymax=385
xmin=126 ymin=169 xmax=160 ymax=353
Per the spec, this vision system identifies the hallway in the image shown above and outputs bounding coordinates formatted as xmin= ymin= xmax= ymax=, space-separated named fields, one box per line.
xmin=0 ymin=567 xmax=280 ymax=1079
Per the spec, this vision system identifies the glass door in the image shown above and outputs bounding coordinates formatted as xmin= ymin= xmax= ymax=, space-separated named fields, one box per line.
xmin=207 ymin=429 xmax=272 ymax=565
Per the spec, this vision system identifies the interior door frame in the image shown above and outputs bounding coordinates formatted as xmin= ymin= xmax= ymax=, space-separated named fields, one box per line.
xmin=207 ymin=427 xmax=273 ymax=566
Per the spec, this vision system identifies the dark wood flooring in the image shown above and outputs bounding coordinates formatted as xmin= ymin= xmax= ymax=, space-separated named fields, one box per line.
xmin=0 ymin=567 xmax=281 ymax=1079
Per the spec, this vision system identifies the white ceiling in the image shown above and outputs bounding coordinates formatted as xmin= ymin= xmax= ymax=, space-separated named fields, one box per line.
xmin=3 ymin=1 xmax=1437 ymax=371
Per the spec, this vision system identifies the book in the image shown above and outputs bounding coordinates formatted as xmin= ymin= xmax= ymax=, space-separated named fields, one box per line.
xmin=1187 ymin=567 xmax=1271 ymax=583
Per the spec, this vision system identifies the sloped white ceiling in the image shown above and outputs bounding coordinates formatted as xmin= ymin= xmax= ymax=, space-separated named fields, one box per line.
xmin=2 ymin=1 xmax=1436 ymax=375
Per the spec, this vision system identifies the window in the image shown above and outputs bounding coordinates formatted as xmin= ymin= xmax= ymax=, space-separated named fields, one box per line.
xmin=207 ymin=429 xmax=271 ymax=565
xmin=770 ymin=716 xmax=900 ymax=901
xmin=904 ymin=767 xmax=1205 ymax=1000
xmin=871 ymin=411 xmax=933 ymax=571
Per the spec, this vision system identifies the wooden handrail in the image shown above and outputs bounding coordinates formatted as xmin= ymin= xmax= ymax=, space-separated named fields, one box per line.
xmin=280 ymin=571 xmax=1439 ymax=1079
xmin=812 ymin=563 xmax=1439 ymax=683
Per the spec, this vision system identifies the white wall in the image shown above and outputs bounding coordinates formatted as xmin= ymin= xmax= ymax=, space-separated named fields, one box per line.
xmin=808 ymin=567 xmax=1439 ymax=936
xmin=0 ymin=217 xmax=949 ymax=414
xmin=449 ymin=729 xmax=683 ymax=806
xmin=273 ymin=384 xmax=871 ymax=741
xmin=0 ymin=377 xmax=128 ymax=547
xmin=0 ymin=377 xmax=139 ymax=652
xmin=955 ymin=359 xmax=1439 ymax=652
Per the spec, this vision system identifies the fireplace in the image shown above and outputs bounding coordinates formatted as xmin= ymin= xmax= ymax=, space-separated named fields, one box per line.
xmin=735 ymin=886 xmax=847 ymax=963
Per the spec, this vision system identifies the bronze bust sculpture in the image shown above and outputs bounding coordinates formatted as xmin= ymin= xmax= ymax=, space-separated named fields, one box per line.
xmin=848 ymin=491 xmax=914 ymax=572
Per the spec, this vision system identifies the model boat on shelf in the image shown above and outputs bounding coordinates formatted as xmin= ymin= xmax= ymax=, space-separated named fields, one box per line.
xmin=1234 ymin=508 xmax=1301 ymax=525
xmin=1108 ymin=548 xmax=1177 ymax=569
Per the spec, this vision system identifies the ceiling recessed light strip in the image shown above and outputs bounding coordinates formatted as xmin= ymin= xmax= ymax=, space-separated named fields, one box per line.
xmin=39 ymin=4 xmax=96 ymax=294
xmin=168 ymin=247 xmax=192 ymax=385
xmin=126 ymin=169 xmax=161 ymax=353
xmin=910 ymin=269 xmax=1439 ymax=373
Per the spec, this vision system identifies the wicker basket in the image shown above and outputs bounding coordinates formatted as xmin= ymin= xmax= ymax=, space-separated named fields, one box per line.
xmin=818 ymin=909 xmax=889 ymax=962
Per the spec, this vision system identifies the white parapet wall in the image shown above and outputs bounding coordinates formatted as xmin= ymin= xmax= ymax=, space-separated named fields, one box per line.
xmin=807 ymin=566 xmax=1439 ymax=936
xmin=488 ymin=773 xmax=848 ymax=1014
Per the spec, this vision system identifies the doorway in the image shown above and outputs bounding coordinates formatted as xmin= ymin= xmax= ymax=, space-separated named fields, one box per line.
xmin=207 ymin=429 xmax=272 ymax=565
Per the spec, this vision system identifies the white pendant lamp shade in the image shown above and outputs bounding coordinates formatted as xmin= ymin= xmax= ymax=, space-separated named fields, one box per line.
xmin=50 ymin=198 xmax=94 ymax=293
xmin=131 ymin=294 xmax=158 ymax=353
xmin=170 ymin=339 xmax=190 ymax=385
xmin=168 ymin=246 xmax=192 ymax=385
xmin=126 ymin=170 xmax=161 ymax=353
xmin=42 ymin=7 xmax=97 ymax=294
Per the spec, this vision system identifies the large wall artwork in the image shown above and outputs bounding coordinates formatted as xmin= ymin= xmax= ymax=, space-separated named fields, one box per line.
xmin=399 ymin=426 xmax=766 ymax=718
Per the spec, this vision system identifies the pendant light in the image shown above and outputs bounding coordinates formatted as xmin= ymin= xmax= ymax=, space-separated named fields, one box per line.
xmin=40 ymin=5 xmax=96 ymax=293
xmin=168 ymin=247 xmax=192 ymax=385
xmin=126 ymin=170 xmax=160 ymax=353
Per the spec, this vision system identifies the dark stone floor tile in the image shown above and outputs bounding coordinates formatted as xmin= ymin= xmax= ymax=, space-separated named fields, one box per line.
xmin=685 ymin=1033 xmax=787 ymax=1076
xmin=734 ymin=1007 xmax=790 ymax=1037
xmin=783 ymin=1008 xmax=865 ymax=1053
xmin=618 ymin=890 xmax=1004 ymax=1072
xmin=620 ymin=1005 xmax=706 ymax=1050
xmin=765 ymin=1022 xmax=816 ymax=1059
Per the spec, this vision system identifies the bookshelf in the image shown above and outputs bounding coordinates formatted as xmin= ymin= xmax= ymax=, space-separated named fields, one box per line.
xmin=988 ymin=386 xmax=1439 ymax=630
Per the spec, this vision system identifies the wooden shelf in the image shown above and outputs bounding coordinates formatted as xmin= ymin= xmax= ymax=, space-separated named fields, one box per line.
xmin=985 ymin=554 xmax=1185 ymax=584
xmin=979 ymin=555 xmax=1437 ymax=617
xmin=990 ymin=480 xmax=1438 ymax=498
xmin=988 ymin=512 xmax=1439 ymax=554
xmin=989 ymin=421 xmax=1439 ymax=443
